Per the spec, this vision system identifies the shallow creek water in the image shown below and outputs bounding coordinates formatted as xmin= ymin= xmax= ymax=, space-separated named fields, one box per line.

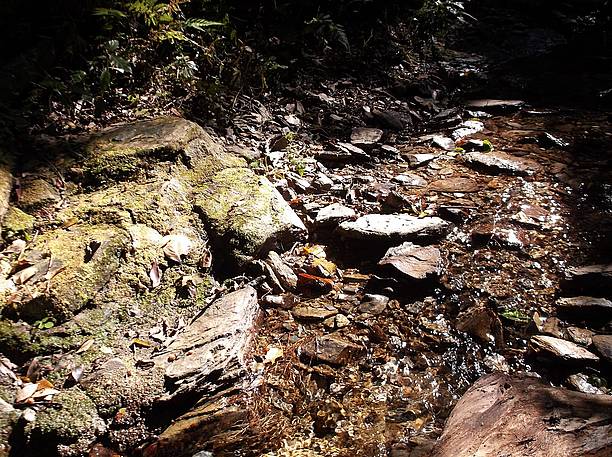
xmin=224 ymin=107 xmax=612 ymax=457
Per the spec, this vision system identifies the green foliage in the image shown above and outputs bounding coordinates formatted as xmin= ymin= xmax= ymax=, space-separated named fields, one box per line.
xmin=33 ymin=317 xmax=55 ymax=330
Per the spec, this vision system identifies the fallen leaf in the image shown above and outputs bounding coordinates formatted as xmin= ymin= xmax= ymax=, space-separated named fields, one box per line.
xmin=15 ymin=383 xmax=38 ymax=403
xmin=61 ymin=217 xmax=80 ymax=229
xmin=312 ymin=258 xmax=337 ymax=277
xmin=36 ymin=379 xmax=54 ymax=390
xmin=150 ymin=262 xmax=161 ymax=288
xmin=76 ymin=339 xmax=95 ymax=354
xmin=12 ymin=265 xmax=38 ymax=285
xmin=71 ymin=366 xmax=84 ymax=383
xmin=264 ymin=346 xmax=284 ymax=364
xmin=32 ymin=387 xmax=60 ymax=399
xmin=161 ymin=234 xmax=191 ymax=263
xmin=131 ymin=338 xmax=152 ymax=348
xmin=301 ymin=244 xmax=327 ymax=258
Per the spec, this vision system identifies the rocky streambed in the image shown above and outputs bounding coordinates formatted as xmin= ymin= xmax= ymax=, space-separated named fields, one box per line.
xmin=0 ymin=96 xmax=611 ymax=457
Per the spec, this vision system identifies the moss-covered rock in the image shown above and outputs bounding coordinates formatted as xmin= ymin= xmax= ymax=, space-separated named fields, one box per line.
xmin=2 ymin=206 xmax=35 ymax=240
xmin=82 ymin=116 xmax=215 ymax=186
xmin=0 ymin=164 xmax=12 ymax=225
xmin=17 ymin=178 xmax=61 ymax=211
xmin=194 ymin=167 xmax=307 ymax=264
xmin=24 ymin=387 xmax=105 ymax=456
xmin=8 ymin=224 xmax=129 ymax=322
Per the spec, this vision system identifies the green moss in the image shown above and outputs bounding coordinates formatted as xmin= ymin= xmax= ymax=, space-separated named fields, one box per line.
xmin=2 ymin=207 xmax=35 ymax=239
xmin=26 ymin=388 xmax=102 ymax=443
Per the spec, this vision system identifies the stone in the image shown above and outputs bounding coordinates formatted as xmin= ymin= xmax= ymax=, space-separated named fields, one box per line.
xmin=379 ymin=242 xmax=441 ymax=279
xmin=430 ymin=372 xmax=612 ymax=457
xmin=265 ymin=251 xmax=298 ymax=290
xmin=567 ymin=327 xmax=594 ymax=346
xmin=431 ymin=136 xmax=455 ymax=151
xmin=538 ymin=132 xmax=569 ymax=149
xmin=194 ymin=169 xmax=307 ymax=264
xmin=358 ymin=294 xmax=389 ymax=315
xmin=391 ymin=173 xmax=427 ymax=187
xmin=0 ymin=397 xmax=16 ymax=457
xmin=428 ymin=178 xmax=480 ymax=193
xmin=292 ymin=304 xmax=338 ymax=321
xmin=1 ymin=207 xmax=35 ymax=239
xmin=18 ymin=178 xmax=61 ymax=211
xmin=350 ymin=127 xmax=383 ymax=149
xmin=7 ymin=224 xmax=129 ymax=322
xmin=337 ymin=142 xmax=368 ymax=159
xmin=83 ymin=116 xmax=213 ymax=185
xmin=591 ymin=335 xmax=612 ymax=364
xmin=157 ymin=287 xmax=259 ymax=397
xmin=404 ymin=153 xmax=436 ymax=167
xmin=372 ymin=109 xmax=407 ymax=131
xmin=452 ymin=120 xmax=484 ymax=140
xmin=0 ymin=166 xmax=12 ymax=224
xmin=300 ymin=334 xmax=364 ymax=365
xmin=530 ymin=335 xmax=599 ymax=362
xmin=463 ymin=151 xmax=541 ymax=175
xmin=558 ymin=296 xmax=612 ymax=319
xmin=456 ymin=305 xmax=504 ymax=347
xmin=563 ymin=264 xmax=612 ymax=298
xmin=338 ymin=214 xmax=451 ymax=242
xmin=315 ymin=203 xmax=356 ymax=226
xmin=24 ymin=388 xmax=106 ymax=456
xmin=465 ymin=99 xmax=525 ymax=113
xmin=567 ymin=373 xmax=606 ymax=395
xmin=471 ymin=223 xmax=527 ymax=249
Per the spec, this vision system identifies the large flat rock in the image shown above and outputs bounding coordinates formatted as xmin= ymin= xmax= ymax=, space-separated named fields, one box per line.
xmin=562 ymin=264 xmax=612 ymax=298
xmin=431 ymin=372 xmax=612 ymax=457
xmin=157 ymin=287 xmax=259 ymax=397
xmin=337 ymin=214 xmax=450 ymax=241
xmin=463 ymin=151 xmax=541 ymax=175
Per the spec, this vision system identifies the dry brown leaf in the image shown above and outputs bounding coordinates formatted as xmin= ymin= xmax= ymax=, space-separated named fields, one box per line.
xmin=161 ymin=234 xmax=191 ymax=263
xmin=12 ymin=265 xmax=38 ymax=285
xmin=131 ymin=338 xmax=152 ymax=348
xmin=15 ymin=383 xmax=38 ymax=403
xmin=150 ymin=261 xmax=161 ymax=288
xmin=76 ymin=338 xmax=95 ymax=354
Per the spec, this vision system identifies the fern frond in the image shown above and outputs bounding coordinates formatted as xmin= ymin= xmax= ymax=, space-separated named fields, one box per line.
xmin=184 ymin=18 xmax=225 ymax=31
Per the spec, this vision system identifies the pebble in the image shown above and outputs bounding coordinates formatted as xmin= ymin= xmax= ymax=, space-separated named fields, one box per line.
xmin=358 ymin=294 xmax=389 ymax=315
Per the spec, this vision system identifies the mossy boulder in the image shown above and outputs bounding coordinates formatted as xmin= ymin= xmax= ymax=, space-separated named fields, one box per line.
xmin=0 ymin=165 xmax=12 ymax=224
xmin=24 ymin=387 xmax=105 ymax=456
xmin=17 ymin=178 xmax=61 ymax=211
xmin=8 ymin=224 xmax=129 ymax=322
xmin=194 ymin=168 xmax=307 ymax=264
xmin=1 ymin=206 xmax=35 ymax=240
xmin=82 ymin=116 xmax=217 ymax=186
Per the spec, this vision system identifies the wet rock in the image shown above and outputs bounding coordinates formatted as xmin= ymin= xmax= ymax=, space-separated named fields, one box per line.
xmin=463 ymin=151 xmax=541 ymax=175
xmin=24 ymin=387 xmax=106 ymax=456
xmin=512 ymin=203 xmax=549 ymax=228
xmin=358 ymin=294 xmax=389 ymax=315
xmin=470 ymin=223 xmax=527 ymax=250
xmin=532 ymin=313 xmax=565 ymax=339
xmin=431 ymin=136 xmax=455 ymax=151
xmin=157 ymin=287 xmax=259 ymax=397
xmin=265 ymin=251 xmax=298 ymax=290
xmin=562 ymin=264 xmax=612 ymax=298
xmin=456 ymin=305 xmax=504 ymax=347
xmin=429 ymin=178 xmax=479 ymax=193
xmin=350 ymin=127 xmax=383 ymax=149
xmin=567 ymin=327 xmax=594 ymax=346
xmin=8 ymin=224 xmax=129 ymax=322
xmin=557 ymin=296 xmax=612 ymax=320
xmin=392 ymin=173 xmax=427 ymax=187
xmin=530 ymin=335 xmax=599 ymax=362
xmin=194 ymin=169 xmax=307 ymax=264
xmin=292 ymin=304 xmax=338 ymax=321
xmin=404 ymin=153 xmax=436 ymax=168
xmin=452 ymin=120 xmax=484 ymax=140
xmin=18 ymin=178 xmax=61 ymax=211
xmin=567 ymin=373 xmax=606 ymax=395
xmin=379 ymin=242 xmax=441 ymax=279
xmin=465 ymin=99 xmax=525 ymax=113
xmin=315 ymin=203 xmax=356 ymax=226
xmin=538 ymin=132 xmax=569 ymax=149
xmin=430 ymin=372 xmax=612 ymax=457
xmin=300 ymin=334 xmax=364 ymax=365
xmin=0 ymin=166 xmax=12 ymax=224
xmin=338 ymin=214 xmax=451 ymax=242
xmin=591 ymin=335 xmax=612 ymax=363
